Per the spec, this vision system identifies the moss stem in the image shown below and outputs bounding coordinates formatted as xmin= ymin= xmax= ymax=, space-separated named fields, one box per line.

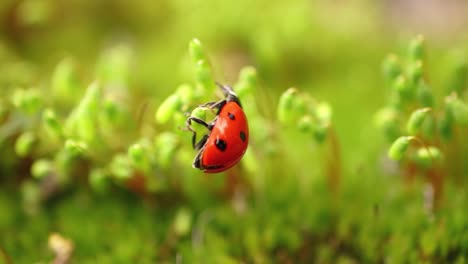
xmin=0 ymin=247 xmax=13 ymax=264
xmin=327 ymin=126 xmax=341 ymax=196
xmin=408 ymin=136 xmax=443 ymax=210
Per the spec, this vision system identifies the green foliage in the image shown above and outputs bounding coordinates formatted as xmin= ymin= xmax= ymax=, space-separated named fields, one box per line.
xmin=377 ymin=35 xmax=468 ymax=181
xmin=15 ymin=131 xmax=36 ymax=157
xmin=408 ymin=35 xmax=425 ymax=61
xmin=42 ymin=108 xmax=64 ymax=140
xmin=447 ymin=94 xmax=468 ymax=125
xmin=51 ymin=58 xmax=81 ymax=107
xmin=407 ymin=108 xmax=431 ymax=135
xmin=128 ymin=143 xmax=150 ymax=172
xmin=277 ymin=88 xmax=299 ymax=124
xmin=382 ymin=54 xmax=403 ymax=82
xmin=88 ymin=168 xmax=109 ymax=193
xmin=277 ymin=88 xmax=333 ymax=144
xmin=64 ymin=82 xmax=101 ymax=143
xmin=388 ymin=136 xmax=411 ymax=161
xmin=12 ymin=88 xmax=43 ymax=114
xmin=0 ymin=2 xmax=467 ymax=262
xmin=155 ymin=94 xmax=183 ymax=124
xmin=31 ymin=159 xmax=53 ymax=179
xmin=414 ymin=146 xmax=442 ymax=168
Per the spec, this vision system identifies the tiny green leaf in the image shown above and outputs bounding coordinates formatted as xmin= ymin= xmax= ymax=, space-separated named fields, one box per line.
xmin=12 ymin=88 xmax=43 ymax=114
xmin=42 ymin=108 xmax=63 ymax=139
xmin=155 ymin=94 xmax=182 ymax=124
xmin=172 ymin=112 xmax=187 ymax=133
xmin=175 ymin=83 xmax=195 ymax=106
xmin=109 ymin=153 xmax=133 ymax=181
xmin=80 ymin=81 xmax=101 ymax=114
xmin=408 ymin=35 xmax=425 ymax=61
xmin=128 ymin=143 xmax=150 ymax=172
xmin=382 ymin=53 xmax=403 ymax=81
xmin=52 ymin=57 xmax=80 ymax=103
xmin=447 ymin=96 xmax=468 ymax=125
xmin=15 ymin=132 xmax=36 ymax=157
xmin=294 ymin=96 xmax=307 ymax=116
xmin=194 ymin=59 xmax=215 ymax=93
xmin=235 ymin=66 xmax=258 ymax=98
xmin=190 ymin=106 xmax=207 ymax=121
xmin=447 ymin=53 xmax=468 ymax=94
xmin=64 ymin=81 xmax=101 ymax=142
xmin=315 ymin=102 xmax=332 ymax=123
xmin=128 ymin=142 xmax=144 ymax=159
xmin=31 ymin=159 xmax=53 ymax=179
xmin=313 ymin=122 xmax=329 ymax=143
xmin=189 ymin=38 xmax=207 ymax=63
xmin=393 ymin=75 xmax=411 ymax=98
xmin=374 ymin=107 xmax=401 ymax=141
xmin=277 ymin=88 xmax=298 ymax=125
xmin=102 ymin=98 xmax=125 ymax=125
xmin=416 ymin=81 xmax=434 ymax=107
xmin=389 ymin=92 xmax=403 ymax=110
xmin=407 ymin=108 xmax=431 ymax=135
xmin=415 ymin=147 xmax=441 ymax=168
xmin=89 ymin=168 xmax=110 ymax=193
xmin=439 ymin=105 xmax=453 ymax=141
xmin=154 ymin=132 xmax=179 ymax=168
xmin=297 ymin=115 xmax=314 ymax=133
xmin=408 ymin=60 xmax=424 ymax=86
xmin=64 ymin=139 xmax=88 ymax=157
xmin=388 ymin=136 xmax=412 ymax=160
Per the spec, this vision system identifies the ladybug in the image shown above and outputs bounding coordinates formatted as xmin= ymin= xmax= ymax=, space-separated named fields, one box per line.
xmin=186 ymin=83 xmax=249 ymax=173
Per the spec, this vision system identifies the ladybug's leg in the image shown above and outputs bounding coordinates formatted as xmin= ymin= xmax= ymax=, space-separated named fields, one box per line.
xmin=198 ymin=101 xmax=217 ymax=108
xmin=208 ymin=99 xmax=226 ymax=110
xmin=198 ymin=98 xmax=227 ymax=116
xmin=185 ymin=117 xmax=212 ymax=131
xmin=186 ymin=117 xmax=213 ymax=150
xmin=193 ymin=134 xmax=208 ymax=151
xmin=199 ymin=100 xmax=227 ymax=113
xmin=192 ymin=150 xmax=203 ymax=169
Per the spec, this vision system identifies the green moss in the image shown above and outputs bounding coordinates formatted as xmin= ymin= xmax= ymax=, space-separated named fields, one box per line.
xmin=0 ymin=1 xmax=467 ymax=262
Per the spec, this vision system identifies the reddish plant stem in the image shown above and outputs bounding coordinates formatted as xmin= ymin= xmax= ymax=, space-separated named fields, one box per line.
xmin=224 ymin=167 xmax=239 ymax=198
xmin=451 ymin=126 xmax=463 ymax=183
xmin=0 ymin=247 xmax=12 ymax=264
xmin=403 ymin=161 xmax=418 ymax=186
xmin=222 ymin=164 xmax=251 ymax=200
xmin=327 ymin=127 xmax=341 ymax=196
xmin=427 ymin=166 xmax=443 ymax=210
xmin=408 ymin=137 xmax=444 ymax=211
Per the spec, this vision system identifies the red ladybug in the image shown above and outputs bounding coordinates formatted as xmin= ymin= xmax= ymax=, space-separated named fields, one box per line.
xmin=186 ymin=83 xmax=249 ymax=173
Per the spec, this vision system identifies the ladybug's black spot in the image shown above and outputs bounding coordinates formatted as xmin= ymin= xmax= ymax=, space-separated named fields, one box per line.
xmin=227 ymin=112 xmax=235 ymax=120
xmin=240 ymin=131 xmax=246 ymax=142
xmin=215 ymin=138 xmax=227 ymax=151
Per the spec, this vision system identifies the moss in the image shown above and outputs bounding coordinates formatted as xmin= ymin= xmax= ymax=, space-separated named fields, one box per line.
xmin=0 ymin=1 xmax=467 ymax=262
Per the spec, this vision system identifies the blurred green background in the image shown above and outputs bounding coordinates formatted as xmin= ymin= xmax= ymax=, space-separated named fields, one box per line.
xmin=0 ymin=0 xmax=467 ymax=263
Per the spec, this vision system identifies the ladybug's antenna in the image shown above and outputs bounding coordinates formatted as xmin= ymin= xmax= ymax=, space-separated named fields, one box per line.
xmin=215 ymin=82 xmax=241 ymax=106
xmin=216 ymin=82 xmax=237 ymax=97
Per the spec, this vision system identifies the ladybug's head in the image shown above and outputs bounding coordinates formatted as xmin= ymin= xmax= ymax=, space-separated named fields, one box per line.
xmin=216 ymin=82 xmax=242 ymax=107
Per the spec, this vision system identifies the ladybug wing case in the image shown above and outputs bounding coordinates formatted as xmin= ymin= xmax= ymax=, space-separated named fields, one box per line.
xmin=197 ymin=101 xmax=249 ymax=173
